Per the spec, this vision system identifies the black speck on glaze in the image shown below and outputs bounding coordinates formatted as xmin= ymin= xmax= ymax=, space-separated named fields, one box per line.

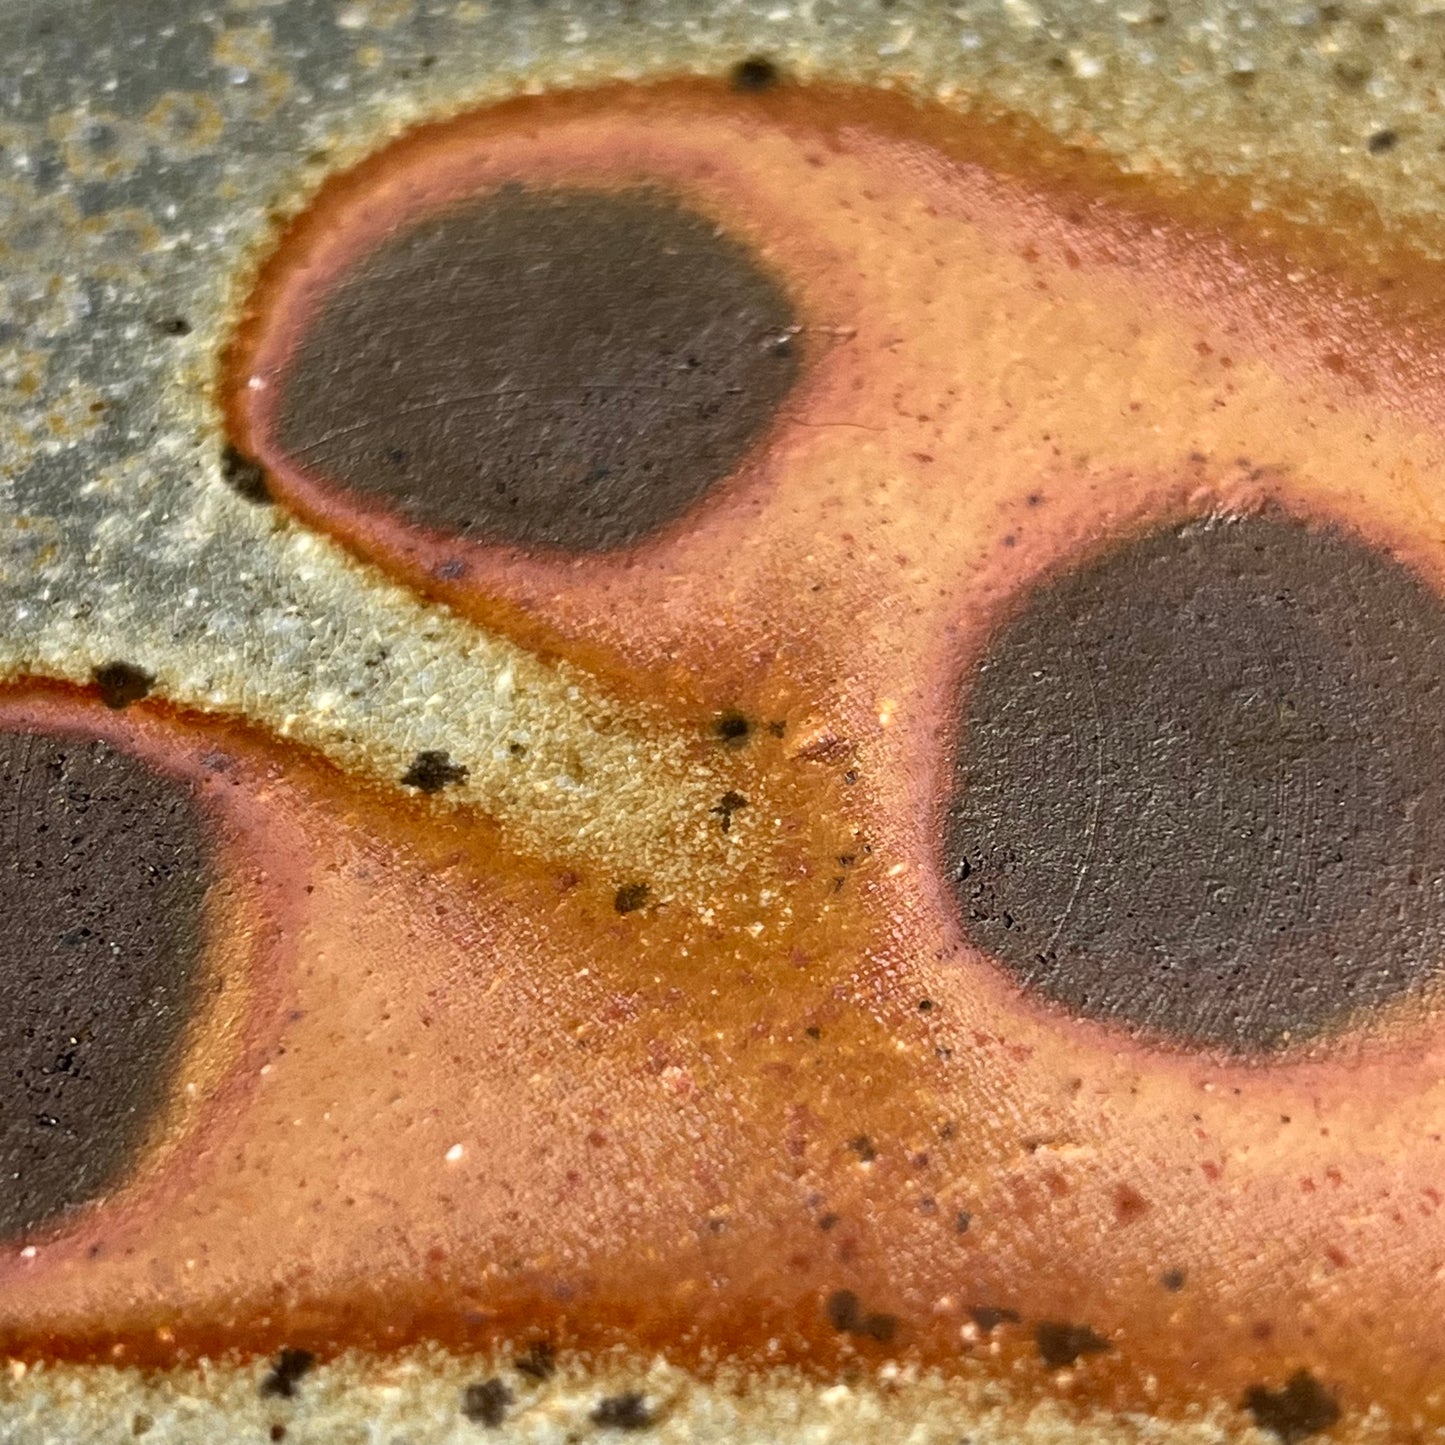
xmin=825 ymin=1288 xmax=899 ymax=1343
xmin=275 ymin=187 xmax=799 ymax=554
xmin=260 ymin=1348 xmax=316 ymax=1400
xmin=400 ymin=749 xmax=468 ymax=793
xmin=92 ymin=661 xmax=155 ymax=710
xmin=1035 ymin=1320 xmax=1111 ymax=1370
xmin=461 ymin=1377 xmax=513 ymax=1427
xmin=590 ymin=1392 xmax=654 ymax=1430
xmin=0 ymin=729 xmax=210 ymax=1240
xmin=613 ymin=882 xmax=650 ymax=915
xmin=1242 ymin=1370 xmax=1342 ymax=1443
xmin=221 ymin=443 xmax=271 ymax=504
xmin=731 ymin=55 xmax=781 ymax=91
xmin=947 ymin=514 xmax=1445 ymax=1052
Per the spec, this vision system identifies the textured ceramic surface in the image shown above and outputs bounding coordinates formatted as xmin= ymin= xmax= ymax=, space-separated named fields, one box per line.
xmin=6 ymin=1 xmax=1445 ymax=1440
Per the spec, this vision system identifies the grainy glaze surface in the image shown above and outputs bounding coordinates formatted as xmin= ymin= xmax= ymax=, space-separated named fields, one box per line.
xmin=9 ymin=2 xmax=1445 ymax=1443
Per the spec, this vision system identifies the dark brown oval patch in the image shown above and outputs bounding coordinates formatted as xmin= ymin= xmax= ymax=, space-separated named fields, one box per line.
xmin=0 ymin=729 xmax=210 ymax=1238
xmin=271 ymin=186 xmax=799 ymax=554
xmin=946 ymin=514 xmax=1445 ymax=1052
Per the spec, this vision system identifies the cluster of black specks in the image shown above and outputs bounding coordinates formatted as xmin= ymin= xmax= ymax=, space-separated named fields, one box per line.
xmin=954 ymin=1210 xmax=972 ymax=1234
xmin=1243 ymin=1371 xmax=1341 ymax=1444
xmin=711 ymin=790 xmax=748 ymax=833
xmin=614 ymin=882 xmax=650 ymax=914
xmin=92 ymin=660 xmax=155 ymax=710
xmin=590 ymin=1391 xmax=654 ymax=1431
xmin=826 ymin=1289 xmax=899 ymax=1344
xmin=514 ymin=1340 xmax=556 ymax=1380
xmin=259 ymin=1348 xmax=315 ymax=1400
xmin=400 ymin=749 xmax=469 ymax=792
xmin=220 ymin=443 xmax=271 ymax=504
xmin=1035 ymin=1322 xmax=1110 ymax=1370
xmin=461 ymin=1377 xmax=514 ymax=1428
xmin=730 ymin=55 xmax=780 ymax=91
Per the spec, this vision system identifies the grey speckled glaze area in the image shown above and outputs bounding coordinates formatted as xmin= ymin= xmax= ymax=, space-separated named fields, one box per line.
xmin=3 ymin=0 xmax=1445 ymax=890
xmin=4 ymin=0 xmax=1445 ymax=1439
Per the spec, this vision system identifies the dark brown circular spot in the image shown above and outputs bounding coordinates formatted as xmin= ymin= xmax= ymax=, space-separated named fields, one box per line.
xmin=946 ymin=514 xmax=1445 ymax=1052
xmin=0 ymin=729 xmax=210 ymax=1238
xmin=272 ymin=187 xmax=799 ymax=553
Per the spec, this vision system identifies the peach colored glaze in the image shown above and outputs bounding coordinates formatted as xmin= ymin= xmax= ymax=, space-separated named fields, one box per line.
xmin=9 ymin=81 xmax=1445 ymax=1431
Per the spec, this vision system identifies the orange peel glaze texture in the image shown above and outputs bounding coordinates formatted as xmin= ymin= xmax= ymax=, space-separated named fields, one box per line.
xmin=13 ymin=81 xmax=1445 ymax=1434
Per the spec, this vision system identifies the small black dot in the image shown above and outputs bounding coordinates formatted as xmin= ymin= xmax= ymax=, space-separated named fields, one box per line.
xmin=461 ymin=1377 xmax=513 ymax=1427
xmin=591 ymin=1392 xmax=654 ymax=1430
xmin=156 ymin=316 xmax=192 ymax=337
xmin=917 ymin=998 xmax=934 ymax=1012
xmin=731 ymin=55 xmax=780 ymax=91
xmin=1367 ymin=128 xmax=1399 ymax=154
xmin=269 ymin=1427 xmax=287 ymax=1443
xmin=818 ymin=1211 xmax=840 ymax=1231
xmin=1159 ymin=1268 xmax=1187 ymax=1291
xmin=220 ymin=443 xmax=271 ymax=504
xmin=715 ymin=711 xmax=751 ymax=746
xmin=259 ymin=1348 xmax=315 ymax=1400
xmin=92 ymin=661 xmax=155 ymax=710
xmin=954 ymin=1210 xmax=972 ymax=1234
xmin=969 ymin=1305 xmax=1020 ymax=1333
xmin=400 ymin=750 xmax=469 ymax=793
xmin=614 ymin=882 xmax=650 ymax=914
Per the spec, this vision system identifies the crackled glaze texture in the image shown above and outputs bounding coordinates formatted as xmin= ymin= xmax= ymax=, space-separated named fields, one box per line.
xmin=9 ymin=74 xmax=1445 ymax=1445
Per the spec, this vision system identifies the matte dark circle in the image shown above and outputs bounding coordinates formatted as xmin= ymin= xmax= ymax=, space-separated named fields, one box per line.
xmin=946 ymin=514 xmax=1445 ymax=1052
xmin=0 ymin=729 xmax=211 ymax=1237
xmin=273 ymin=186 xmax=800 ymax=553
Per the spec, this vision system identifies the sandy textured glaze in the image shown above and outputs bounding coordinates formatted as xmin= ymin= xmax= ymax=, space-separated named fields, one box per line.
xmin=11 ymin=79 xmax=1445 ymax=1442
xmin=948 ymin=512 xmax=1445 ymax=1052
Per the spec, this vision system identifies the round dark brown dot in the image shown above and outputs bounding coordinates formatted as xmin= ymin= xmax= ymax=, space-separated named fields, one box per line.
xmin=273 ymin=187 xmax=799 ymax=554
xmin=731 ymin=56 xmax=781 ymax=92
xmin=0 ymin=729 xmax=211 ymax=1238
xmin=946 ymin=514 xmax=1445 ymax=1052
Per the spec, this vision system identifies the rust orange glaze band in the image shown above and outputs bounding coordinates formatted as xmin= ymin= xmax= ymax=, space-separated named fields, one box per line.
xmin=13 ymin=81 xmax=1445 ymax=1428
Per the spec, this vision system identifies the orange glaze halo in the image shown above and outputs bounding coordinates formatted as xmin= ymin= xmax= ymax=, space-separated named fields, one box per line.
xmin=21 ymin=78 xmax=1439 ymax=1429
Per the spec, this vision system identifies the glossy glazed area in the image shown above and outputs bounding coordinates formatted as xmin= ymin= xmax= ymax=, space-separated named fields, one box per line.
xmin=9 ymin=81 xmax=1445 ymax=1437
